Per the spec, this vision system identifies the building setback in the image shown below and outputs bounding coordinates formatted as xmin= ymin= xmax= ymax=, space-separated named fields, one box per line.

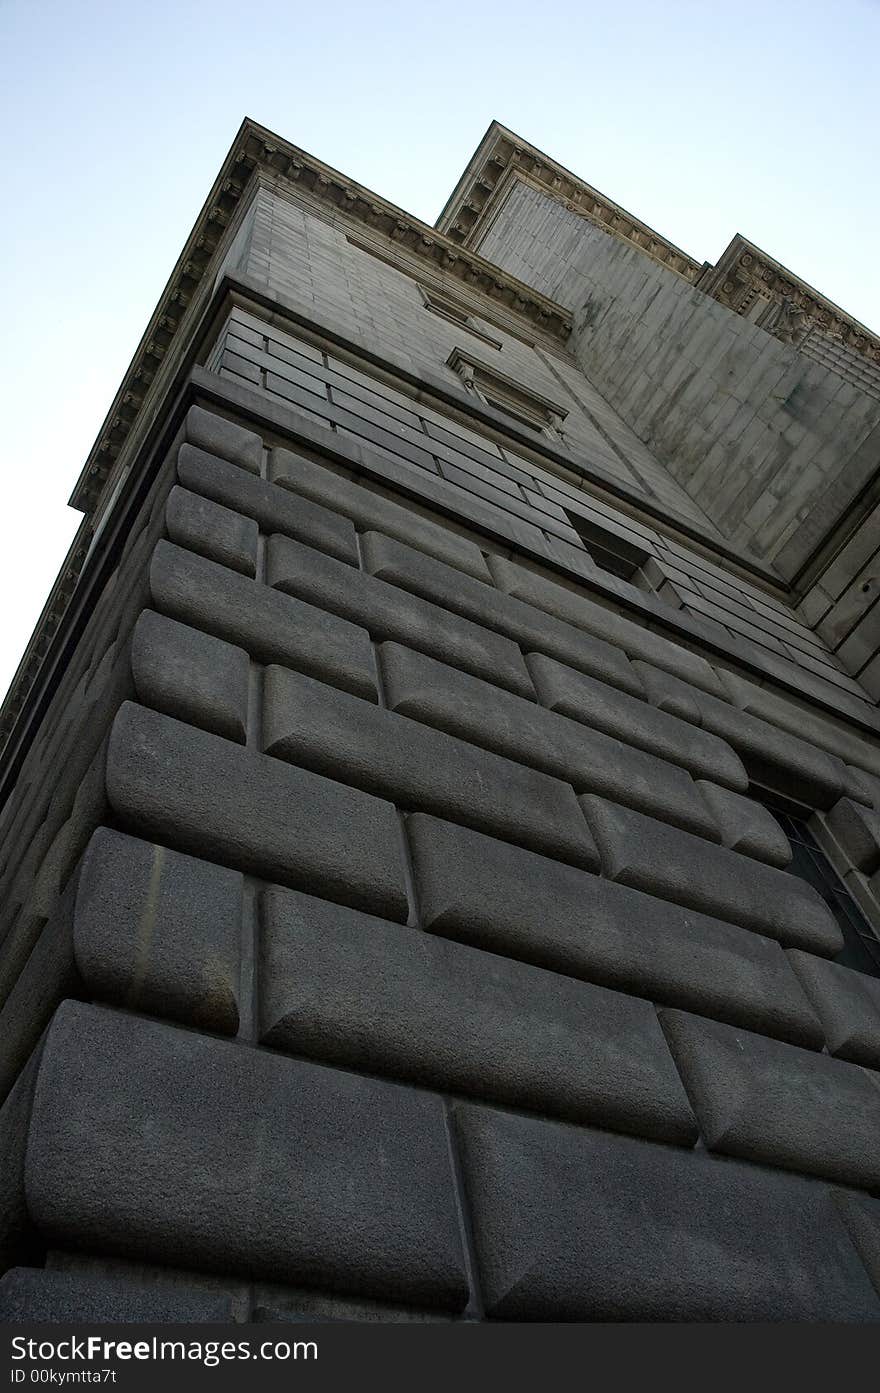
xmin=1 ymin=119 xmax=880 ymax=1322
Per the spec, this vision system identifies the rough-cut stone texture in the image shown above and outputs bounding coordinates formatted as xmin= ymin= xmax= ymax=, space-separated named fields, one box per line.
xmin=581 ymin=795 xmax=842 ymax=954
xmin=184 ymin=404 xmax=262 ymax=475
xmin=408 ymin=814 xmax=823 ymax=1047
xmin=525 ymin=651 xmax=748 ymax=790
xmin=165 ymin=485 xmax=258 ymax=577
xmin=826 ymin=798 xmax=880 ymax=875
xmin=788 ymin=949 xmax=880 ymax=1068
xmin=263 ymin=663 xmax=597 ymax=869
xmin=106 ymin=702 xmax=408 ymax=922
xmin=0 ymin=1266 xmax=235 ymax=1323
xmin=378 ymin=642 xmax=716 ymax=839
xmin=694 ymin=780 xmax=792 ymax=867
xmin=131 ymin=609 xmax=250 ymax=744
xmin=456 ymin=1103 xmax=880 ymax=1321
xmin=27 ymin=1003 xmax=468 ymax=1308
xmin=661 ymin=1009 xmax=880 ymax=1190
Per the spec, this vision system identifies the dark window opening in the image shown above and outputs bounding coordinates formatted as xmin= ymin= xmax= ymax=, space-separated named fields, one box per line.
xmin=563 ymin=510 xmax=652 ymax=584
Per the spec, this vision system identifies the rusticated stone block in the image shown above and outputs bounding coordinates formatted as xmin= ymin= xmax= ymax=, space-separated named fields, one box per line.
xmin=150 ymin=541 xmax=378 ymax=703
xmin=407 ymin=814 xmax=822 ymax=1049
xmin=0 ymin=1267 xmax=235 ymax=1323
xmin=263 ymin=664 xmax=597 ymax=869
xmin=695 ymin=781 xmax=792 ymax=867
xmin=362 ymin=530 xmax=643 ymax=697
xmin=265 ymin=534 xmax=532 ymax=698
xmin=580 ymin=796 xmax=842 ymax=954
xmin=166 ymin=485 xmax=258 ymax=577
xmin=661 ymin=1008 xmax=880 ymax=1190
xmin=788 ymin=949 xmax=880 ymax=1068
xmin=378 ymin=643 xmax=716 ymax=840
xmin=525 ymin=652 xmax=747 ymax=791
xmin=271 ymin=446 xmax=491 ymax=580
xmin=74 ymin=827 xmax=242 ymax=1034
xmin=131 ymin=609 xmax=249 ymax=744
xmin=26 ymin=1003 xmax=467 ymax=1308
xmin=260 ymin=886 xmax=695 ymax=1144
xmin=633 ymin=660 xmax=703 ymax=723
xmin=106 ymin=702 xmax=408 ymax=922
xmin=826 ymin=798 xmax=880 ymax=875
xmin=177 ymin=443 xmax=358 ymax=565
xmin=455 ymin=1103 xmax=880 ymax=1321
xmin=184 ymin=404 xmax=262 ymax=475
xmin=488 ymin=552 xmax=724 ymax=696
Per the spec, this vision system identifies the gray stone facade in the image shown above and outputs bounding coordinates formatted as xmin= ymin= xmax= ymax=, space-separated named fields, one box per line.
xmin=2 ymin=119 xmax=880 ymax=1323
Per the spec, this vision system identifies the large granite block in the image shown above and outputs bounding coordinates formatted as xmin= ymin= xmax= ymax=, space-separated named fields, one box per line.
xmin=266 ymin=534 xmax=532 ymax=698
xmin=263 ymin=664 xmax=597 ymax=869
xmin=379 ymin=643 xmax=717 ymax=840
xmin=0 ymin=1267 xmax=235 ymax=1323
xmin=184 ymin=405 xmax=261 ymax=475
xmin=407 ymin=814 xmax=822 ymax=1048
xmin=826 ymin=798 xmax=880 ymax=874
xmin=661 ymin=1009 xmax=880 ymax=1190
xmin=525 ymin=652 xmax=748 ymax=790
xmin=362 ymin=530 xmax=642 ymax=697
xmin=455 ymin=1103 xmax=880 ymax=1321
xmin=271 ymin=446 xmax=492 ymax=580
xmin=74 ymin=827 xmax=242 ymax=1034
xmin=26 ymin=1003 xmax=467 ymax=1308
xmin=581 ymin=796 xmax=842 ymax=954
xmin=131 ymin=609 xmax=250 ymax=744
xmin=106 ymin=702 xmax=408 ymax=922
xmin=788 ymin=949 xmax=880 ymax=1068
xmin=260 ymin=887 xmax=695 ymax=1143
xmin=177 ymin=443 xmax=358 ymax=565
xmin=165 ymin=485 xmax=258 ymax=577
xmin=150 ymin=540 xmax=378 ymax=702
xmin=695 ymin=780 xmax=792 ymax=867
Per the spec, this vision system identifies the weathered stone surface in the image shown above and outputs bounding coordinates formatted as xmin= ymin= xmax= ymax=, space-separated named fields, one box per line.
xmin=525 ymin=651 xmax=748 ymax=790
xmin=74 ymin=827 xmax=242 ymax=1034
xmin=106 ymin=702 xmax=408 ymax=922
xmin=0 ymin=888 xmax=77 ymax=1106
xmin=266 ymin=534 xmax=532 ymax=698
xmin=150 ymin=540 xmax=378 ymax=702
xmin=488 ymin=553 xmax=725 ymax=696
xmin=633 ymin=660 xmax=848 ymax=808
xmin=131 ymin=609 xmax=250 ymax=744
xmin=26 ymin=1003 xmax=467 ymax=1308
xmin=260 ymin=886 xmax=695 ymax=1143
xmin=166 ymin=485 xmax=258 ymax=577
xmin=363 ymin=530 xmax=643 ymax=696
xmin=263 ymin=664 xmax=596 ymax=868
xmin=185 ymin=404 xmax=262 ymax=475
xmin=271 ymin=446 xmax=492 ymax=580
xmin=695 ymin=780 xmax=792 ymax=866
xmin=407 ymin=814 xmax=823 ymax=1048
xmin=835 ymin=1193 xmax=880 ymax=1302
xmin=0 ymin=1267 xmax=235 ymax=1323
xmin=177 ymin=443 xmax=358 ymax=565
xmin=826 ymin=798 xmax=880 ymax=874
xmin=634 ymin=660 xmax=703 ymax=723
xmin=661 ymin=1009 xmax=880 ymax=1190
xmin=379 ymin=643 xmax=717 ymax=840
xmin=580 ymin=796 xmax=841 ymax=954
xmin=788 ymin=949 xmax=880 ymax=1068
xmin=0 ymin=1045 xmax=44 ymax=1271
xmin=455 ymin=1103 xmax=880 ymax=1321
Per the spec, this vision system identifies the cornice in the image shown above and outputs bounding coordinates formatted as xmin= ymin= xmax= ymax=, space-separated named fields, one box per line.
xmin=436 ymin=121 xmax=705 ymax=283
xmin=71 ymin=119 xmax=572 ymax=519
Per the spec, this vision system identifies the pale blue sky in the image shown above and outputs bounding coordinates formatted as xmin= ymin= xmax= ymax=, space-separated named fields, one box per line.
xmin=1 ymin=0 xmax=878 ymax=698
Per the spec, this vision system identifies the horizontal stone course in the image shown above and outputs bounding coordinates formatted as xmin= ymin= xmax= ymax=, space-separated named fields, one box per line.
xmin=26 ymin=1003 xmax=467 ymax=1308
xmin=150 ymin=540 xmax=378 ymax=702
xmin=260 ymin=887 xmax=695 ymax=1143
xmin=379 ymin=643 xmax=717 ymax=840
xmin=661 ymin=1008 xmax=880 ymax=1191
xmin=165 ymin=485 xmax=258 ymax=577
xmin=184 ymin=404 xmax=262 ymax=475
xmin=266 ymin=534 xmax=532 ymax=698
xmin=177 ymin=443 xmax=358 ymax=565
xmin=271 ymin=446 xmax=492 ymax=580
xmin=362 ymin=530 xmax=643 ymax=697
xmin=263 ymin=664 xmax=596 ymax=869
xmin=694 ymin=781 xmax=792 ymax=867
xmin=0 ymin=1267 xmax=235 ymax=1323
xmin=456 ymin=1103 xmax=880 ymax=1321
xmin=407 ymin=814 xmax=822 ymax=1048
xmin=106 ymin=702 xmax=408 ymax=922
xmin=131 ymin=609 xmax=249 ymax=744
xmin=525 ymin=651 xmax=747 ymax=790
xmin=788 ymin=949 xmax=880 ymax=1069
xmin=580 ymin=796 xmax=842 ymax=954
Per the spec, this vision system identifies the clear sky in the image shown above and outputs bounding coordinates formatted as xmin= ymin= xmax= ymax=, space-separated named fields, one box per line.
xmin=1 ymin=0 xmax=878 ymax=701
